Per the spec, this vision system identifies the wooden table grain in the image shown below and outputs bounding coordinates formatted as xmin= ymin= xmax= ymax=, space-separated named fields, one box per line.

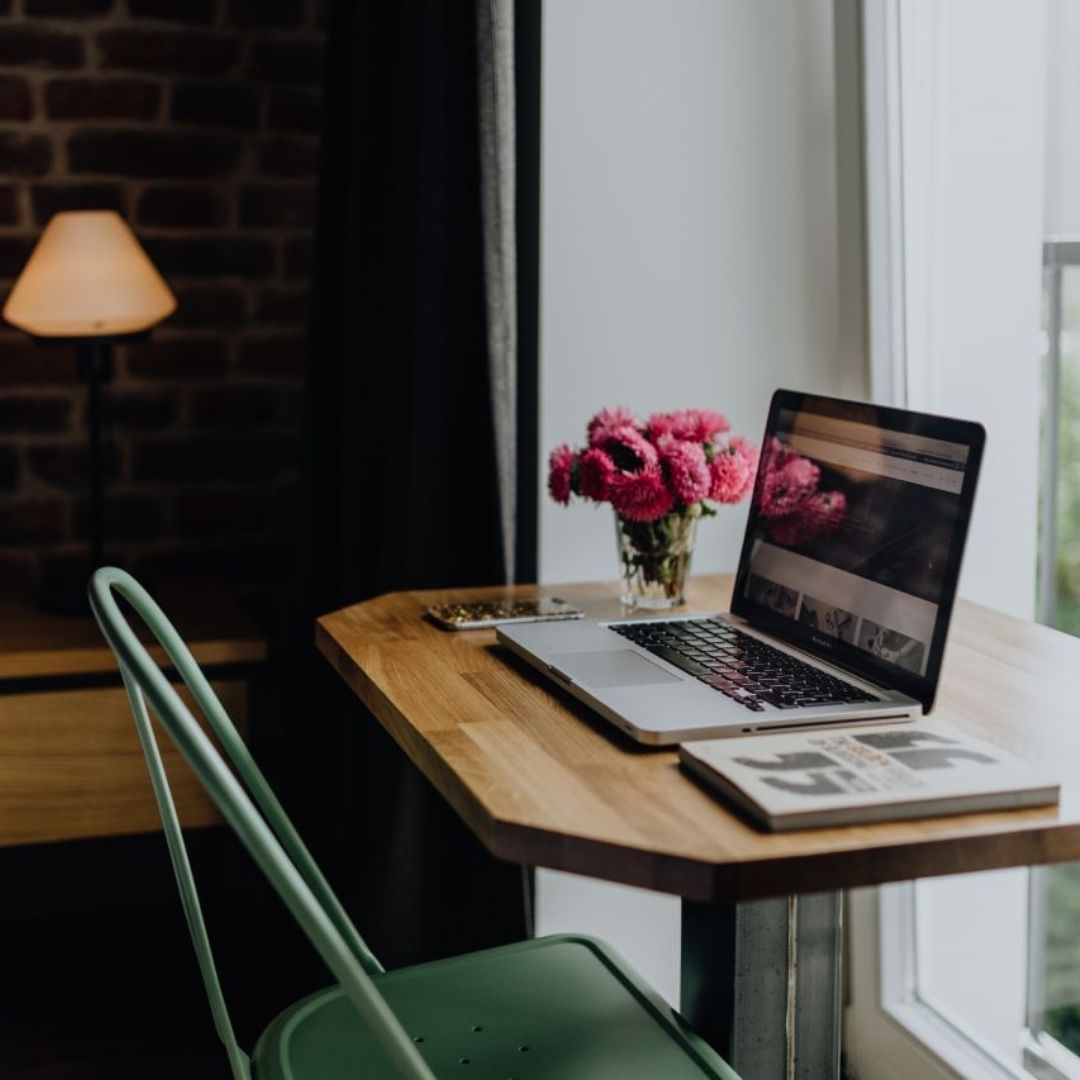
xmin=316 ymin=574 xmax=1079 ymax=903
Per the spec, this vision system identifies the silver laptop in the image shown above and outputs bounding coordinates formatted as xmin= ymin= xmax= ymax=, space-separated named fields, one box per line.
xmin=498 ymin=390 xmax=985 ymax=743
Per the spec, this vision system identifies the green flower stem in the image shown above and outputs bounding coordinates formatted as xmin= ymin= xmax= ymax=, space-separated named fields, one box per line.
xmin=616 ymin=509 xmax=699 ymax=603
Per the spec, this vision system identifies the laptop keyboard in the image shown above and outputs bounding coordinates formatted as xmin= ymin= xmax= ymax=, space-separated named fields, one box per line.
xmin=610 ymin=618 xmax=881 ymax=713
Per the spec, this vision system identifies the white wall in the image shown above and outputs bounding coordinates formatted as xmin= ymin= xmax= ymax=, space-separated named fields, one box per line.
xmin=1045 ymin=0 xmax=1080 ymax=236
xmin=896 ymin=0 xmax=1044 ymax=620
xmin=535 ymin=0 xmax=863 ymax=1005
xmin=539 ymin=0 xmax=864 ymax=586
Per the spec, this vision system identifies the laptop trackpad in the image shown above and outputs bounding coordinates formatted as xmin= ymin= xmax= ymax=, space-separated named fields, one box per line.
xmin=549 ymin=650 xmax=681 ymax=689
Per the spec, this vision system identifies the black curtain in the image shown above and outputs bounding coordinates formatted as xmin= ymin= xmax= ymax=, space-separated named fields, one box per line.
xmin=296 ymin=0 xmax=536 ymax=969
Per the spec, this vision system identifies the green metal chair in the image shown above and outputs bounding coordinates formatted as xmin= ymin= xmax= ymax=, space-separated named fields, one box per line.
xmin=89 ymin=566 xmax=741 ymax=1080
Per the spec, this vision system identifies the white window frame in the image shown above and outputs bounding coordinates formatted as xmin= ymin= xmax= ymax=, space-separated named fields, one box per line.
xmin=848 ymin=886 xmax=1035 ymax=1080
xmin=847 ymin=1 xmax=1048 ymax=1077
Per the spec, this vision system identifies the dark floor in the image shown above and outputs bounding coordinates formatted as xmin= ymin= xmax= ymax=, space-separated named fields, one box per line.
xmin=1 ymin=904 xmax=226 ymax=1079
xmin=0 ymin=834 xmax=322 ymax=1080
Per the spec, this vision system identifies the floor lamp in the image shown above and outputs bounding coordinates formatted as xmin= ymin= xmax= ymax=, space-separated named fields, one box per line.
xmin=3 ymin=211 xmax=176 ymax=613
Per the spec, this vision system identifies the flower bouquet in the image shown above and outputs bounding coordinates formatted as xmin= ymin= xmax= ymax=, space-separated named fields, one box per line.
xmin=548 ymin=407 xmax=757 ymax=608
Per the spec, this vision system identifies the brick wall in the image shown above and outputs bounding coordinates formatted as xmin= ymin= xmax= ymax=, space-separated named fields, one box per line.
xmin=0 ymin=0 xmax=323 ymax=595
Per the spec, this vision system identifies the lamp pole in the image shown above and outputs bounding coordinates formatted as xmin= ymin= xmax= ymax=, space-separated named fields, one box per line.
xmin=75 ymin=338 xmax=113 ymax=574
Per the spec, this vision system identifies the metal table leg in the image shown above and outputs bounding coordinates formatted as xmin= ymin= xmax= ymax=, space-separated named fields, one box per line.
xmin=681 ymin=891 xmax=843 ymax=1079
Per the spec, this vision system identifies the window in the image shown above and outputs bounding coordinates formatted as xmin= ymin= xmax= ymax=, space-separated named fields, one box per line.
xmin=849 ymin=1 xmax=1055 ymax=1076
xmin=1027 ymin=242 xmax=1080 ymax=1076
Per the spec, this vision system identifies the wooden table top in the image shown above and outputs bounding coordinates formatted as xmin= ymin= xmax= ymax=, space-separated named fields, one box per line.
xmin=0 ymin=577 xmax=267 ymax=682
xmin=316 ymin=575 xmax=1080 ymax=903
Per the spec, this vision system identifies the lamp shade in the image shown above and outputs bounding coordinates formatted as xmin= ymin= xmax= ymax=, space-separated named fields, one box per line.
xmin=3 ymin=210 xmax=176 ymax=338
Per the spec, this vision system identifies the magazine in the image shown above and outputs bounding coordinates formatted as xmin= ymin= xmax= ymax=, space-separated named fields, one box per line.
xmin=679 ymin=722 xmax=1059 ymax=831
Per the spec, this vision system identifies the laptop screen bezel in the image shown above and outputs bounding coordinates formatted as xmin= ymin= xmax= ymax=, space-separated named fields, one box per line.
xmin=729 ymin=389 xmax=985 ymax=713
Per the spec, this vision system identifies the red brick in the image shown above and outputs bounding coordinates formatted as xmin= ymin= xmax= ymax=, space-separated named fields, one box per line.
xmin=0 ymin=76 xmax=32 ymax=121
xmin=74 ymin=492 xmax=161 ymax=541
xmin=45 ymin=78 xmax=159 ymax=121
xmin=0 ymin=340 xmax=77 ymax=384
xmin=0 ymin=133 xmax=53 ymax=177
xmin=278 ymin=385 xmax=303 ymax=427
xmin=168 ymin=285 xmax=246 ymax=328
xmin=253 ymin=287 xmax=307 ymax=326
xmin=98 ymin=29 xmax=240 ymax=77
xmin=0 ymin=27 xmax=84 ymax=69
xmin=257 ymin=136 xmax=317 ymax=178
xmin=240 ymin=184 xmax=315 ymax=229
xmin=68 ymin=129 xmax=242 ymax=178
xmin=136 ymin=186 xmax=223 ymax=228
xmin=190 ymin=384 xmax=279 ymax=429
xmin=127 ymin=0 xmax=217 ymax=23
xmin=144 ymin=236 xmax=274 ymax=279
xmin=171 ymin=81 xmax=258 ymax=130
xmin=0 ymin=550 xmax=35 ymax=597
xmin=281 ymin=236 xmax=311 ymax=280
xmin=124 ymin=336 xmax=227 ymax=380
xmin=237 ymin=334 xmax=303 ymax=376
xmin=247 ymin=38 xmax=323 ymax=86
xmin=27 ymin=0 xmax=113 ymax=15
xmin=172 ymin=489 xmax=268 ymax=537
xmin=0 ymin=238 xmax=35 ymax=277
xmin=226 ymin=0 xmax=303 ymax=28
xmin=28 ymin=441 xmax=121 ymax=489
xmin=132 ymin=539 xmax=294 ymax=582
xmin=36 ymin=549 xmax=104 ymax=604
xmin=266 ymin=86 xmax=320 ymax=133
xmin=132 ymin=434 xmax=297 ymax=483
xmin=0 ymin=185 xmax=20 ymax=226
xmin=32 ymin=182 xmax=126 ymax=224
xmin=0 ymin=498 xmax=67 ymax=544
xmin=99 ymin=389 xmax=177 ymax=431
xmin=0 ymin=445 xmax=16 ymax=491
xmin=0 ymin=394 xmax=71 ymax=433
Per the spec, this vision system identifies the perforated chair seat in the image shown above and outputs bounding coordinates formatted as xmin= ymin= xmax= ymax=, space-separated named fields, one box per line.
xmin=255 ymin=935 xmax=736 ymax=1080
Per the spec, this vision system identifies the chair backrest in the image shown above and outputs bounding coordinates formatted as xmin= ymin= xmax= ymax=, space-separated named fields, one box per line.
xmin=89 ymin=566 xmax=435 ymax=1080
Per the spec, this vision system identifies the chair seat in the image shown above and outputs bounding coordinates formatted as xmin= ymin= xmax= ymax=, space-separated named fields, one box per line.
xmin=253 ymin=934 xmax=739 ymax=1079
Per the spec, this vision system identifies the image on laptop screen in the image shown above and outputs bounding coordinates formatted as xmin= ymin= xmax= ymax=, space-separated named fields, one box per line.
xmin=732 ymin=392 xmax=984 ymax=707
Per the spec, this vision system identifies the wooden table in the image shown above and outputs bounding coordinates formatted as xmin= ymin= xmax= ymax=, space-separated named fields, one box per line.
xmin=0 ymin=578 xmax=267 ymax=848
xmin=317 ymin=575 xmax=1080 ymax=1078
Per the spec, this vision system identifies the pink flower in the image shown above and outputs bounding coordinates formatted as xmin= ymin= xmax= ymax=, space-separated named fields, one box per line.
xmin=610 ymin=465 xmax=675 ymax=522
xmin=730 ymin=435 xmax=757 ymax=463
xmin=801 ymin=490 xmax=847 ymax=535
xmin=647 ymin=408 xmax=729 ymax=443
xmin=579 ymin=447 xmax=616 ymax=501
xmin=547 ymin=444 xmax=576 ymax=505
xmin=660 ymin=439 xmax=711 ymax=505
xmin=709 ymin=439 xmax=757 ymax=504
xmin=587 ymin=406 xmax=638 ymax=447
xmin=761 ymin=435 xmax=796 ymax=473
xmin=764 ymin=514 xmax=809 ymax=548
xmin=645 ymin=412 xmax=679 ymax=441
xmin=759 ymin=455 xmax=820 ymax=518
xmin=599 ymin=424 xmax=659 ymax=472
xmin=767 ymin=492 xmax=847 ymax=547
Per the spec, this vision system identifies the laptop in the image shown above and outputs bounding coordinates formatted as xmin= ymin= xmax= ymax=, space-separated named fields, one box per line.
xmin=498 ymin=390 xmax=985 ymax=744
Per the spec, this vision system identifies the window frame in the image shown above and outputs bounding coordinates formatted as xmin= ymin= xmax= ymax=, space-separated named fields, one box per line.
xmin=849 ymin=0 xmax=1051 ymax=1075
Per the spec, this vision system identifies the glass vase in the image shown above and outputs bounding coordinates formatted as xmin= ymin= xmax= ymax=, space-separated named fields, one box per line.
xmin=615 ymin=510 xmax=697 ymax=610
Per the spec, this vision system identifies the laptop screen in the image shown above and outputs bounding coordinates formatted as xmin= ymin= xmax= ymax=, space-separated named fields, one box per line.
xmin=730 ymin=391 xmax=985 ymax=711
